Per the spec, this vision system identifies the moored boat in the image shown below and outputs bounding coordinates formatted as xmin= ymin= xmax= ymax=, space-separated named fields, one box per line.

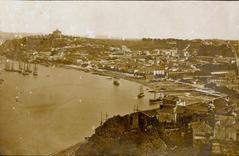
xmin=113 ymin=80 xmax=120 ymax=86
xmin=22 ymin=63 xmax=29 ymax=76
xmin=33 ymin=64 xmax=38 ymax=76
xmin=4 ymin=61 xmax=21 ymax=73
xmin=26 ymin=63 xmax=32 ymax=73
xmin=137 ymin=85 xmax=145 ymax=98
xmin=22 ymin=71 xmax=29 ymax=76
xmin=4 ymin=60 xmax=11 ymax=71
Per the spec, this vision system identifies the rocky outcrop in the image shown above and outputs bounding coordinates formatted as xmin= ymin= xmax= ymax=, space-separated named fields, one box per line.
xmin=52 ymin=114 xmax=198 ymax=156
xmin=75 ymin=115 xmax=167 ymax=156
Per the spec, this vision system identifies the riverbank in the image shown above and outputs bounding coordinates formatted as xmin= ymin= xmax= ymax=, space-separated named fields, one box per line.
xmin=59 ymin=64 xmax=155 ymax=90
xmin=57 ymin=64 xmax=197 ymax=92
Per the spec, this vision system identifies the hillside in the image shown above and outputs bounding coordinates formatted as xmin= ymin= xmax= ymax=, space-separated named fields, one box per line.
xmin=0 ymin=32 xmax=236 ymax=62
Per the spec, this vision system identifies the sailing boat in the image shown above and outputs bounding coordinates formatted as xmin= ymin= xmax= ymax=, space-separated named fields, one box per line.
xmin=4 ymin=60 xmax=11 ymax=71
xmin=113 ymin=79 xmax=120 ymax=86
xmin=137 ymin=85 xmax=145 ymax=98
xmin=18 ymin=61 xmax=22 ymax=73
xmin=26 ymin=63 xmax=32 ymax=73
xmin=33 ymin=64 xmax=38 ymax=76
xmin=22 ymin=63 xmax=29 ymax=76
xmin=11 ymin=62 xmax=14 ymax=71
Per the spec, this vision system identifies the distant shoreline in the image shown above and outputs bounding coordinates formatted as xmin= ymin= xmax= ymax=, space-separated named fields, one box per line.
xmin=60 ymin=63 xmax=152 ymax=89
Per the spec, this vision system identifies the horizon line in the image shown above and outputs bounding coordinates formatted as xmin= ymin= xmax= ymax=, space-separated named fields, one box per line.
xmin=0 ymin=30 xmax=238 ymax=41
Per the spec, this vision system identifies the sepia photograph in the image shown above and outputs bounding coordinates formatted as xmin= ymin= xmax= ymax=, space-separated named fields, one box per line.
xmin=0 ymin=1 xmax=239 ymax=156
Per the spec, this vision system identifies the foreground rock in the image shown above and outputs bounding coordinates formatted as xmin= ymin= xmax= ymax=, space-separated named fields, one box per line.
xmin=76 ymin=115 xmax=167 ymax=156
xmin=52 ymin=113 xmax=198 ymax=156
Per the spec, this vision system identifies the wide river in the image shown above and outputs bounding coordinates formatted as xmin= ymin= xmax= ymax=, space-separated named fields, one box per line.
xmin=0 ymin=59 xmax=156 ymax=155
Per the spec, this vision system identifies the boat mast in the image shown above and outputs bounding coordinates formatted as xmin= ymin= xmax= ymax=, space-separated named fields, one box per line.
xmin=105 ymin=112 xmax=108 ymax=121
xmin=140 ymin=86 xmax=144 ymax=93
xmin=4 ymin=61 xmax=6 ymax=69
xmin=136 ymin=103 xmax=139 ymax=112
xmin=27 ymin=63 xmax=29 ymax=71
xmin=18 ymin=61 xmax=21 ymax=70
xmin=11 ymin=62 xmax=14 ymax=70
xmin=140 ymin=85 xmax=144 ymax=94
xmin=34 ymin=64 xmax=37 ymax=72
xmin=100 ymin=112 xmax=103 ymax=126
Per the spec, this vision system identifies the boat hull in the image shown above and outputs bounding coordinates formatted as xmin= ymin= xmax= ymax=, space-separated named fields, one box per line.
xmin=137 ymin=93 xmax=145 ymax=98
xmin=113 ymin=80 xmax=119 ymax=86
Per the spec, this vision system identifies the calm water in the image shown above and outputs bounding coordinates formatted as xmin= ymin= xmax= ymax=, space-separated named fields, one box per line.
xmin=0 ymin=60 xmax=155 ymax=155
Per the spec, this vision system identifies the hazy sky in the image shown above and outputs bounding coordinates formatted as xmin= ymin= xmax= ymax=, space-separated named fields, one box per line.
xmin=0 ymin=1 xmax=239 ymax=40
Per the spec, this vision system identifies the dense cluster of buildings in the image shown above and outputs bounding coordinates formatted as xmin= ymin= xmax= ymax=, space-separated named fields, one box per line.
xmin=11 ymin=31 xmax=236 ymax=90
xmin=127 ymin=94 xmax=239 ymax=155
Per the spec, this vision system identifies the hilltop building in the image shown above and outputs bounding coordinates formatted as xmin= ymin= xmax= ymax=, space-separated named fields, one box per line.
xmin=51 ymin=29 xmax=62 ymax=38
